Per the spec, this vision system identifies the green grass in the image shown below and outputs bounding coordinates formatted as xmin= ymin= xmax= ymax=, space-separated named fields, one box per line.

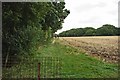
xmin=3 ymin=40 xmax=118 ymax=78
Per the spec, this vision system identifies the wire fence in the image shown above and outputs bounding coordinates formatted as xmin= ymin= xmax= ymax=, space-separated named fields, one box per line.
xmin=2 ymin=57 xmax=62 ymax=79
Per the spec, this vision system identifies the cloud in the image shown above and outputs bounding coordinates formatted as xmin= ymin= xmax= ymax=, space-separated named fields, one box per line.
xmin=56 ymin=0 xmax=119 ymax=34
xmin=75 ymin=2 xmax=107 ymax=13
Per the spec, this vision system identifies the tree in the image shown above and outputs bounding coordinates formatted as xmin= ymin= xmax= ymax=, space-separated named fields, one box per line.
xmin=41 ymin=2 xmax=70 ymax=39
xmin=84 ymin=29 xmax=96 ymax=36
xmin=2 ymin=2 xmax=70 ymax=67
xmin=96 ymin=24 xmax=117 ymax=36
xmin=59 ymin=24 xmax=118 ymax=37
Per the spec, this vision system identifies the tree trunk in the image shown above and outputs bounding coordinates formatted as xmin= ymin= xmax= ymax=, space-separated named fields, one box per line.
xmin=4 ymin=47 xmax=10 ymax=68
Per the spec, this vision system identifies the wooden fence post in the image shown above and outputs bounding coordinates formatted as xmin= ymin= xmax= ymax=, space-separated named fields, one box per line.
xmin=38 ymin=63 xmax=40 ymax=80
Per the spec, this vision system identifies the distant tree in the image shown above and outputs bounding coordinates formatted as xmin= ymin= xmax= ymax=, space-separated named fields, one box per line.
xmin=59 ymin=24 xmax=118 ymax=37
xmin=96 ymin=24 xmax=117 ymax=36
xmin=84 ymin=29 xmax=96 ymax=36
xmin=83 ymin=27 xmax=96 ymax=36
xmin=73 ymin=28 xmax=85 ymax=36
xmin=116 ymin=27 xmax=120 ymax=35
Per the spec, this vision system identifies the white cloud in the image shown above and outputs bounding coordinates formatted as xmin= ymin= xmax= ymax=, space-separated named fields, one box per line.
xmin=56 ymin=0 xmax=119 ymax=34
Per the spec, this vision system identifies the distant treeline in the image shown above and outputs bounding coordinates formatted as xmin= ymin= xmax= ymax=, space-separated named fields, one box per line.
xmin=59 ymin=24 xmax=120 ymax=37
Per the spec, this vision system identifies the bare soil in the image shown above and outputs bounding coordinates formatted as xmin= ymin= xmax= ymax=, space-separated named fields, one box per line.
xmin=59 ymin=36 xmax=119 ymax=63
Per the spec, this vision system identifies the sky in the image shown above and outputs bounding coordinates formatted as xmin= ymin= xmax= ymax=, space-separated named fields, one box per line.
xmin=56 ymin=0 xmax=119 ymax=34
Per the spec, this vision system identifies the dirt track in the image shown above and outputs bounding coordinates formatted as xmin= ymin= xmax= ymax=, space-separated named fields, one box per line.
xmin=59 ymin=36 xmax=119 ymax=63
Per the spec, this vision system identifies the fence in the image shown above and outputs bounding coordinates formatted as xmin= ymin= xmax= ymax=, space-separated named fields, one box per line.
xmin=2 ymin=57 xmax=62 ymax=79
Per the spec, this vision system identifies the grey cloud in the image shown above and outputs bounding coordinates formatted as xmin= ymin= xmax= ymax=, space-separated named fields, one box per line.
xmin=75 ymin=2 xmax=106 ymax=12
xmin=79 ymin=16 xmax=100 ymax=24
xmin=118 ymin=1 xmax=120 ymax=27
xmin=108 ymin=10 xmax=117 ymax=15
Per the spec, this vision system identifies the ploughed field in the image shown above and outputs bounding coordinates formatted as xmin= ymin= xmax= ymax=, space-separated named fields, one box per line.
xmin=60 ymin=36 xmax=119 ymax=63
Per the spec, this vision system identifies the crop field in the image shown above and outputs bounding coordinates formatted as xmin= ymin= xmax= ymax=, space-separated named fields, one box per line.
xmin=60 ymin=36 xmax=119 ymax=63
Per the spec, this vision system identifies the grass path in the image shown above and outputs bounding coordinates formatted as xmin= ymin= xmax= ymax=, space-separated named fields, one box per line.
xmin=3 ymin=40 xmax=118 ymax=78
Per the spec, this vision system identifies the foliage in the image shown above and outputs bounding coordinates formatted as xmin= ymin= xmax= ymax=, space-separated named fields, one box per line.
xmin=59 ymin=24 xmax=119 ymax=37
xmin=96 ymin=24 xmax=118 ymax=36
xmin=2 ymin=2 xmax=70 ymax=67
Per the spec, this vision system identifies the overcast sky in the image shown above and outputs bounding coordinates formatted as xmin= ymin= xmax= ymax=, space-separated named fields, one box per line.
xmin=56 ymin=0 xmax=119 ymax=34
